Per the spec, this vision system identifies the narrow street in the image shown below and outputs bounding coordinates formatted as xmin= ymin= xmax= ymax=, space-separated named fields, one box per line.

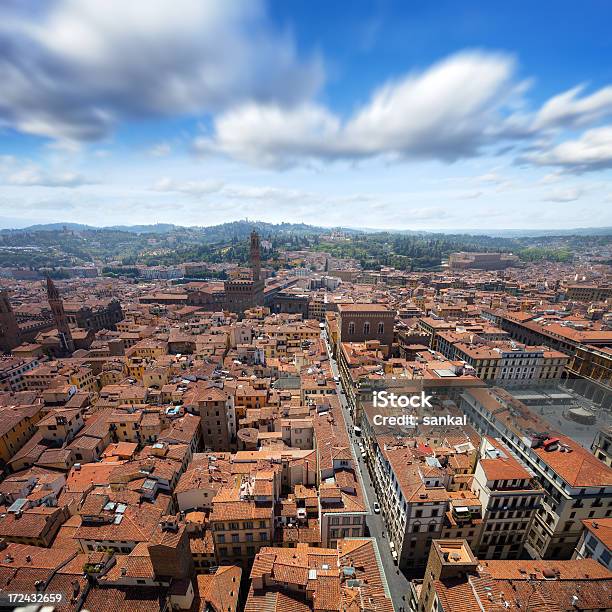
xmin=322 ymin=331 xmax=412 ymax=611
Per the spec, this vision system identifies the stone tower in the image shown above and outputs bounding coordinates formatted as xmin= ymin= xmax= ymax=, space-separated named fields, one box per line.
xmin=46 ymin=277 xmax=75 ymax=354
xmin=250 ymin=230 xmax=261 ymax=282
xmin=0 ymin=289 xmax=21 ymax=353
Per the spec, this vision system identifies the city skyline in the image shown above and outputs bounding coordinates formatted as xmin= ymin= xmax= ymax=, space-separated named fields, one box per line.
xmin=1 ymin=1 xmax=612 ymax=229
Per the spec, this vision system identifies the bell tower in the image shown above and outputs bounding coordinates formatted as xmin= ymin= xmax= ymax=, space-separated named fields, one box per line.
xmin=46 ymin=277 xmax=75 ymax=354
xmin=0 ymin=289 xmax=21 ymax=353
xmin=250 ymin=230 xmax=261 ymax=282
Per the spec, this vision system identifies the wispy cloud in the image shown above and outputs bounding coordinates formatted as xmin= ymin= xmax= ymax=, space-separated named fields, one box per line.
xmin=196 ymin=51 xmax=525 ymax=167
xmin=0 ymin=0 xmax=322 ymax=141
xmin=542 ymin=187 xmax=584 ymax=202
xmin=525 ymin=127 xmax=612 ymax=173
xmin=153 ymin=177 xmax=224 ymax=196
xmin=148 ymin=143 xmax=172 ymax=157
xmin=5 ymin=166 xmax=95 ymax=188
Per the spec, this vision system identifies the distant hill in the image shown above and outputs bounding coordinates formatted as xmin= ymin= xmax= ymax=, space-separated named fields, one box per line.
xmin=108 ymin=223 xmax=178 ymax=234
xmin=4 ymin=220 xmax=612 ymax=238
xmin=432 ymin=227 xmax=612 ymax=237
xmin=8 ymin=220 xmax=334 ymax=236
xmin=4 ymin=222 xmax=94 ymax=232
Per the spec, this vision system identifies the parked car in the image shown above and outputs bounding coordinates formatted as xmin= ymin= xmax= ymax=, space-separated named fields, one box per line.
xmin=373 ymin=502 xmax=380 ymax=514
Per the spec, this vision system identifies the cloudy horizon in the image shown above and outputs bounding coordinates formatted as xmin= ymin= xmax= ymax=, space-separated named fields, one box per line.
xmin=1 ymin=1 xmax=611 ymax=230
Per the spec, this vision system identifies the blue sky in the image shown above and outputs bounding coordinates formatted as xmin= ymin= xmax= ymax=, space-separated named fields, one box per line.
xmin=1 ymin=0 xmax=611 ymax=230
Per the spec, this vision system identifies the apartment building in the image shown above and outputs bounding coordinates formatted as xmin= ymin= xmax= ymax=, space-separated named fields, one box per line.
xmin=210 ymin=499 xmax=274 ymax=566
xmin=440 ymin=339 xmax=569 ymax=384
xmin=175 ymin=453 xmax=232 ymax=512
xmin=574 ymin=518 xmax=612 ymax=569
xmin=439 ymin=490 xmax=483 ymax=552
xmin=183 ymin=383 xmax=236 ymax=451
xmin=413 ymin=538 xmax=612 ymax=612
xmin=0 ymin=404 xmax=43 ymax=464
xmin=313 ymin=396 xmax=367 ymax=548
xmin=565 ymin=284 xmax=612 ymax=302
xmin=208 ymin=470 xmax=278 ymax=566
xmin=36 ymin=407 xmax=84 ymax=445
xmin=462 ymin=387 xmax=612 ymax=559
xmin=472 ymin=437 xmax=544 ymax=559
xmin=0 ymin=505 xmax=67 ymax=547
xmin=337 ymin=303 xmax=396 ymax=355
xmin=0 ymin=357 xmax=40 ymax=392
xmin=592 ymin=427 xmax=612 ymax=466
xmin=75 ymin=497 xmax=164 ymax=553
xmin=246 ymin=540 xmax=393 ymax=612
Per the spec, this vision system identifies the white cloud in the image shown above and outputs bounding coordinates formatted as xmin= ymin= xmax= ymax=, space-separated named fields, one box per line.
xmin=222 ymin=185 xmax=305 ymax=200
xmin=533 ymin=85 xmax=612 ymax=130
xmin=5 ymin=166 xmax=94 ymax=187
xmin=0 ymin=0 xmax=323 ymax=141
xmin=407 ymin=207 xmax=451 ymax=220
xmin=477 ymin=172 xmax=504 ymax=184
xmin=542 ymin=187 xmax=584 ymax=202
xmin=526 ymin=126 xmax=612 ymax=173
xmin=45 ymin=139 xmax=84 ymax=154
xmin=194 ymin=103 xmax=341 ymax=167
xmin=153 ymin=177 xmax=224 ymax=196
xmin=458 ymin=190 xmax=483 ymax=200
xmin=153 ymin=178 xmax=310 ymax=204
xmin=196 ymin=51 xmax=522 ymax=167
xmin=538 ymin=172 xmax=563 ymax=185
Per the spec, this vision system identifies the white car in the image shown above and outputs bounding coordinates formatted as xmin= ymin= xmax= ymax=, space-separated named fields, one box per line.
xmin=333 ymin=376 xmax=340 ymax=383
xmin=373 ymin=502 xmax=380 ymax=514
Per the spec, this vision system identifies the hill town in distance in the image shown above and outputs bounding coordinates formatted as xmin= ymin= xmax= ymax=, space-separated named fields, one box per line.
xmin=0 ymin=220 xmax=610 ymax=611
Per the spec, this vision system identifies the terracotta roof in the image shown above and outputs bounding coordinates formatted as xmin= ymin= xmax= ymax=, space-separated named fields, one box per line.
xmin=533 ymin=434 xmax=612 ymax=487
xmin=582 ymin=518 xmax=612 ymax=550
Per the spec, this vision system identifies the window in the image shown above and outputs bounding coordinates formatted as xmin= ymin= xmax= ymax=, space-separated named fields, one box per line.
xmin=348 ymin=322 xmax=355 ymax=336
xmin=363 ymin=322 xmax=370 ymax=334
xmin=377 ymin=322 xmax=384 ymax=334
